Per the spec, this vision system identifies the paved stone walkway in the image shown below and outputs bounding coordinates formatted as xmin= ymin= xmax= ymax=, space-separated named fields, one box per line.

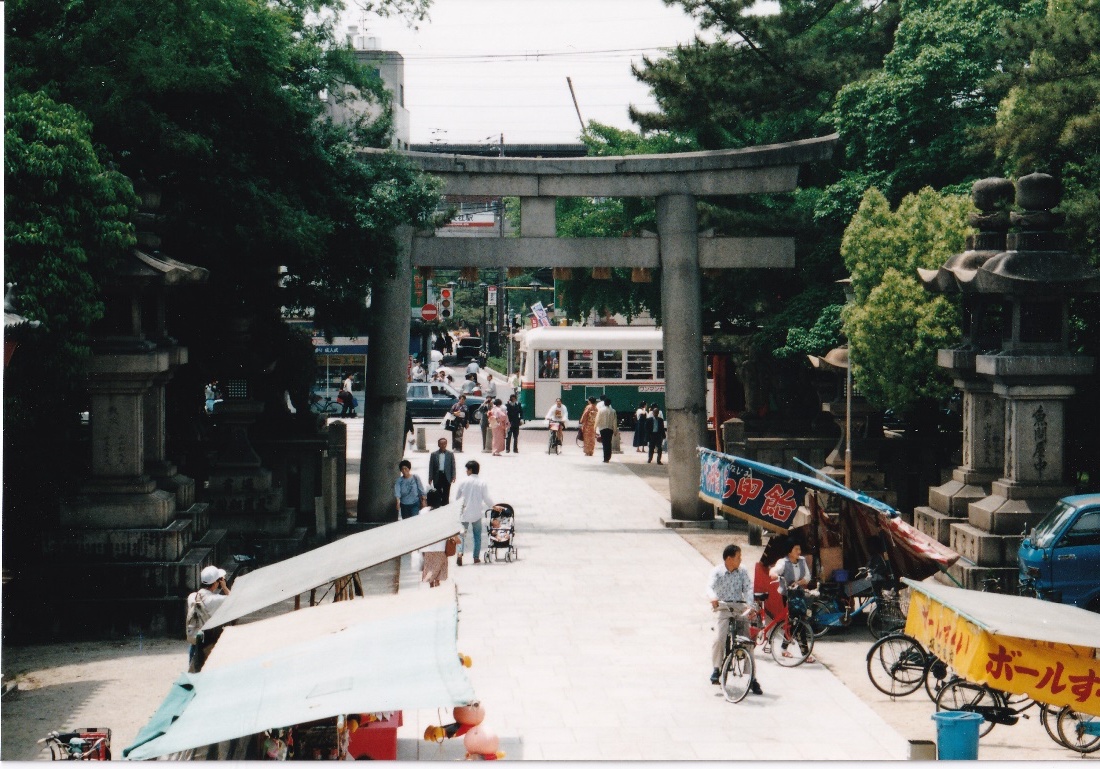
xmin=346 ymin=418 xmax=910 ymax=761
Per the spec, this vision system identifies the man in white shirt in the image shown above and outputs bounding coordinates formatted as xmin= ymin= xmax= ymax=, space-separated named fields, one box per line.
xmin=544 ymin=398 xmax=568 ymax=445
xmin=484 ymin=374 xmax=498 ymax=400
xmin=454 ymin=460 xmax=501 ymax=565
xmin=705 ymin=544 xmax=763 ymax=694
xmin=465 ymin=359 xmax=480 ymax=377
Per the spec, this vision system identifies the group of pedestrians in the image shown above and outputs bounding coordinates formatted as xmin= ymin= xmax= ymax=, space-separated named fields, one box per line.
xmin=631 ymin=401 xmax=667 ymax=464
xmin=396 ymin=442 xmax=503 ymax=572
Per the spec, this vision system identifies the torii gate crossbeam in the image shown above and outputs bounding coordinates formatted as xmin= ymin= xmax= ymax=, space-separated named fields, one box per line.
xmin=357 ymin=135 xmax=837 ymax=525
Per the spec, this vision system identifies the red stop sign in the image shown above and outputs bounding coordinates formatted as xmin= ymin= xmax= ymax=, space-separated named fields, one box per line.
xmin=421 ymin=303 xmax=438 ymax=321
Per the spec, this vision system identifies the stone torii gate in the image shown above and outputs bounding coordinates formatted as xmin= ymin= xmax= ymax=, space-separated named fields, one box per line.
xmin=358 ymin=135 xmax=837 ymax=525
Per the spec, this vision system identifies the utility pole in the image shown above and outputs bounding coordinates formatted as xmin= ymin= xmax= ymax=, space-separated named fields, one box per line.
xmin=566 ymin=77 xmax=585 ymax=133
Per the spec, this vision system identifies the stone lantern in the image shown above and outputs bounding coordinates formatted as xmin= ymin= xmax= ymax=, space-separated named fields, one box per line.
xmin=914 ymin=178 xmax=1013 ymax=545
xmin=808 ymin=346 xmax=893 ymax=505
xmin=918 ymin=174 xmax=1100 ymax=588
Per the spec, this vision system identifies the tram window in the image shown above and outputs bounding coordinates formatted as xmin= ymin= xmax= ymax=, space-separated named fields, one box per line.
xmin=656 ymin=351 xmax=664 ymax=379
xmin=626 ymin=350 xmax=652 ymax=380
xmin=598 ymin=349 xmax=623 ymax=378
xmin=538 ymin=351 xmax=559 ymax=379
xmin=567 ymin=349 xmax=593 ymax=379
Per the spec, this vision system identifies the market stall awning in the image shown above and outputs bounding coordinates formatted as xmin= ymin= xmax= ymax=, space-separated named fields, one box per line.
xmin=698 ymin=449 xmax=898 ymax=533
xmin=698 ymin=449 xmax=958 ymax=580
xmin=205 ymin=505 xmax=461 ymax=629
xmin=904 ymin=579 xmax=1100 ymax=716
xmin=124 ymin=589 xmax=475 ymax=759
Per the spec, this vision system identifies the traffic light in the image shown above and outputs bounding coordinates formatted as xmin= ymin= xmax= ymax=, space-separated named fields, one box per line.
xmin=439 ymin=287 xmax=453 ymax=318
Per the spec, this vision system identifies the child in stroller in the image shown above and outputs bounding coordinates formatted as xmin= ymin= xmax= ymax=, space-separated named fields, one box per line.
xmin=484 ymin=503 xmax=518 ymax=563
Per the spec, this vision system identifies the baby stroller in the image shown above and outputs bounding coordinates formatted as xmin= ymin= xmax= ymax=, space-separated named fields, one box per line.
xmin=483 ymin=503 xmax=518 ymax=563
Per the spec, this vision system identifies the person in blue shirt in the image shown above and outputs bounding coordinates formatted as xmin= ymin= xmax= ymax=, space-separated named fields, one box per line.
xmin=394 ymin=460 xmax=426 ymax=518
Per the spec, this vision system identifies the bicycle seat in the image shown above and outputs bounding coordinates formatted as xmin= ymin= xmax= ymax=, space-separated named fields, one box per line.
xmin=753 ymin=592 xmax=769 ymax=602
xmin=733 ymin=634 xmax=753 ymax=645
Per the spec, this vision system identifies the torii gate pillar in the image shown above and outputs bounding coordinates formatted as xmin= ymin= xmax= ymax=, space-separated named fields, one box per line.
xmin=657 ymin=194 xmax=709 ymax=519
xmin=357 ymin=135 xmax=837 ymax=524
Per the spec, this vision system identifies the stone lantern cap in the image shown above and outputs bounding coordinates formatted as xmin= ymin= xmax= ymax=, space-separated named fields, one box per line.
xmin=920 ymin=174 xmax=1100 ymax=297
xmin=918 ymin=177 xmax=1014 ymax=293
xmin=120 ymin=249 xmax=210 ymax=286
xmin=808 ymin=346 xmax=849 ymax=372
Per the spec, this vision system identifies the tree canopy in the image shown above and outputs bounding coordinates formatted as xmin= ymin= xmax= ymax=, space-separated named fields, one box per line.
xmin=842 ymin=187 xmax=969 ymax=410
xmin=5 ymin=0 xmax=440 ymax=338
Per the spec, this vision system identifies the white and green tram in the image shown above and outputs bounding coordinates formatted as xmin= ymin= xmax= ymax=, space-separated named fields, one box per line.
xmin=516 ymin=326 xmax=666 ymax=422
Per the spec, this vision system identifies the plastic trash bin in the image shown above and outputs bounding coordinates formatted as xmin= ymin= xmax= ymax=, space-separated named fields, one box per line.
xmin=932 ymin=711 xmax=984 ymax=760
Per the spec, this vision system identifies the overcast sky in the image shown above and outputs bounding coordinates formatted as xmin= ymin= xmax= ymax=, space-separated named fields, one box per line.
xmin=347 ymin=0 xmax=706 ymax=146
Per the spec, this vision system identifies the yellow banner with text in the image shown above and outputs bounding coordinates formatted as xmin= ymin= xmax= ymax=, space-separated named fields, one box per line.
xmin=906 ymin=591 xmax=1100 ymax=716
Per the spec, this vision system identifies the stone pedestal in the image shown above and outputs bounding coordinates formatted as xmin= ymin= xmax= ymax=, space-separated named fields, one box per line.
xmin=914 ymin=355 xmax=1003 ymax=545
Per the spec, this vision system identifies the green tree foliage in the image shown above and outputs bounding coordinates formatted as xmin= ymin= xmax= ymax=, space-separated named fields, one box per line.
xmin=4 ymin=90 xmax=137 ymax=369
xmin=626 ymin=2 xmax=902 ymax=363
xmin=5 ymin=0 xmax=440 ymax=338
xmin=987 ymin=0 xmax=1100 ymax=263
xmin=841 ymin=188 xmax=970 ymax=410
xmin=774 ymin=303 xmax=844 ymax=360
xmin=829 ymin=0 xmax=1043 ymax=216
xmin=635 ymin=0 xmax=900 ymax=148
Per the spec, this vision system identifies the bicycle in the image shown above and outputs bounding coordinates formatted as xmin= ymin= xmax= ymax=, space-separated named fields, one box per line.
xmin=309 ymin=394 xmax=340 ymax=416
xmin=715 ymin=604 xmax=757 ymax=703
xmin=934 ymin=678 xmax=1040 ymax=737
xmin=1056 ymin=707 xmax=1100 ymax=754
xmin=809 ymin=566 xmax=906 ymax=640
xmin=865 ymin=632 xmax=930 ymax=698
xmin=731 ymin=586 xmax=816 ymax=668
xmin=547 ymin=421 xmax=563 ymax=454
xmin=39 ymin=729 xmax=111 ymax=761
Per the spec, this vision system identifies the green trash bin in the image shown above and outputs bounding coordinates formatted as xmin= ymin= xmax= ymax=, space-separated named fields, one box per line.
xmin=932 ymin=711 xmax=984 ymax=760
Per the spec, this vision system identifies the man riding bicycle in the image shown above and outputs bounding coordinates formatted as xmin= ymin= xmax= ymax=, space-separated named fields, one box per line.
xmin=706 ymin=544 xmax=763 ymax=695
xmin=544 ymin=398 xmax=569 ymax=446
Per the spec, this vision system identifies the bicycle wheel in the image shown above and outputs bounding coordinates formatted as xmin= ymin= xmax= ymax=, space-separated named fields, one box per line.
xmin=1057 ymin=708 xmax=1100 ymax=754
xmin=719 ymin=644 xmax=755 ymax=703
xmin=867 ymin=599 xmax=906 ymax=639
xmin=865 ymin=633 xmax=927 ymax=697
xmin=769 ymin=618 xmax=815 ymax=667
xmin=1040 ymin=704 xmax=1067 ymax=747
xmin=809 ymin=599 xmax=837 ymax=638
xmin=922 ymin=655 xmax=955 ymax=702
xmin=935 ymin=679 xmax=1002 ymax=737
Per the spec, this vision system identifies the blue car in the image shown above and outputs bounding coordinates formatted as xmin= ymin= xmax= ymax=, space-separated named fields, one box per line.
xmin=1018 ymin=494 xmax=1100 ymax=612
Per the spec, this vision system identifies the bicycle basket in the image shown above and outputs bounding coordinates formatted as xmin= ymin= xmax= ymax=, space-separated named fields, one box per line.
xmin=787 ymin=589 xmax=810 ymax=619
xmin=844 ymin=577 xmax=873 ymax=597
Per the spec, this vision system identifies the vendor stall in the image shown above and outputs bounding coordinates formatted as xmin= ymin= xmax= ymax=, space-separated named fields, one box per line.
xmin=123 ymin=589 xmax=475 ymax=760
xmin=698 ymin=449 xmax=959 ymax=581
xmin=903 ymin=578 xmax=1100 ymax=717
xmin=699 ymin=449 xmax=960 ymax=631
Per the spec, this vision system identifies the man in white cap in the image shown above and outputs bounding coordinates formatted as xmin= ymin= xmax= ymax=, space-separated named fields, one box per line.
xmin=186 ymin=565 xmax=232 ymax=671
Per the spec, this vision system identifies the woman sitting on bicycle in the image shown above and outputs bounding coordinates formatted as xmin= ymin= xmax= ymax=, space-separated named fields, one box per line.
xmin=544 ymin=398 xmax=568 ymax=445
xmin=770 ymin=541 xmax=816 ymax=662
